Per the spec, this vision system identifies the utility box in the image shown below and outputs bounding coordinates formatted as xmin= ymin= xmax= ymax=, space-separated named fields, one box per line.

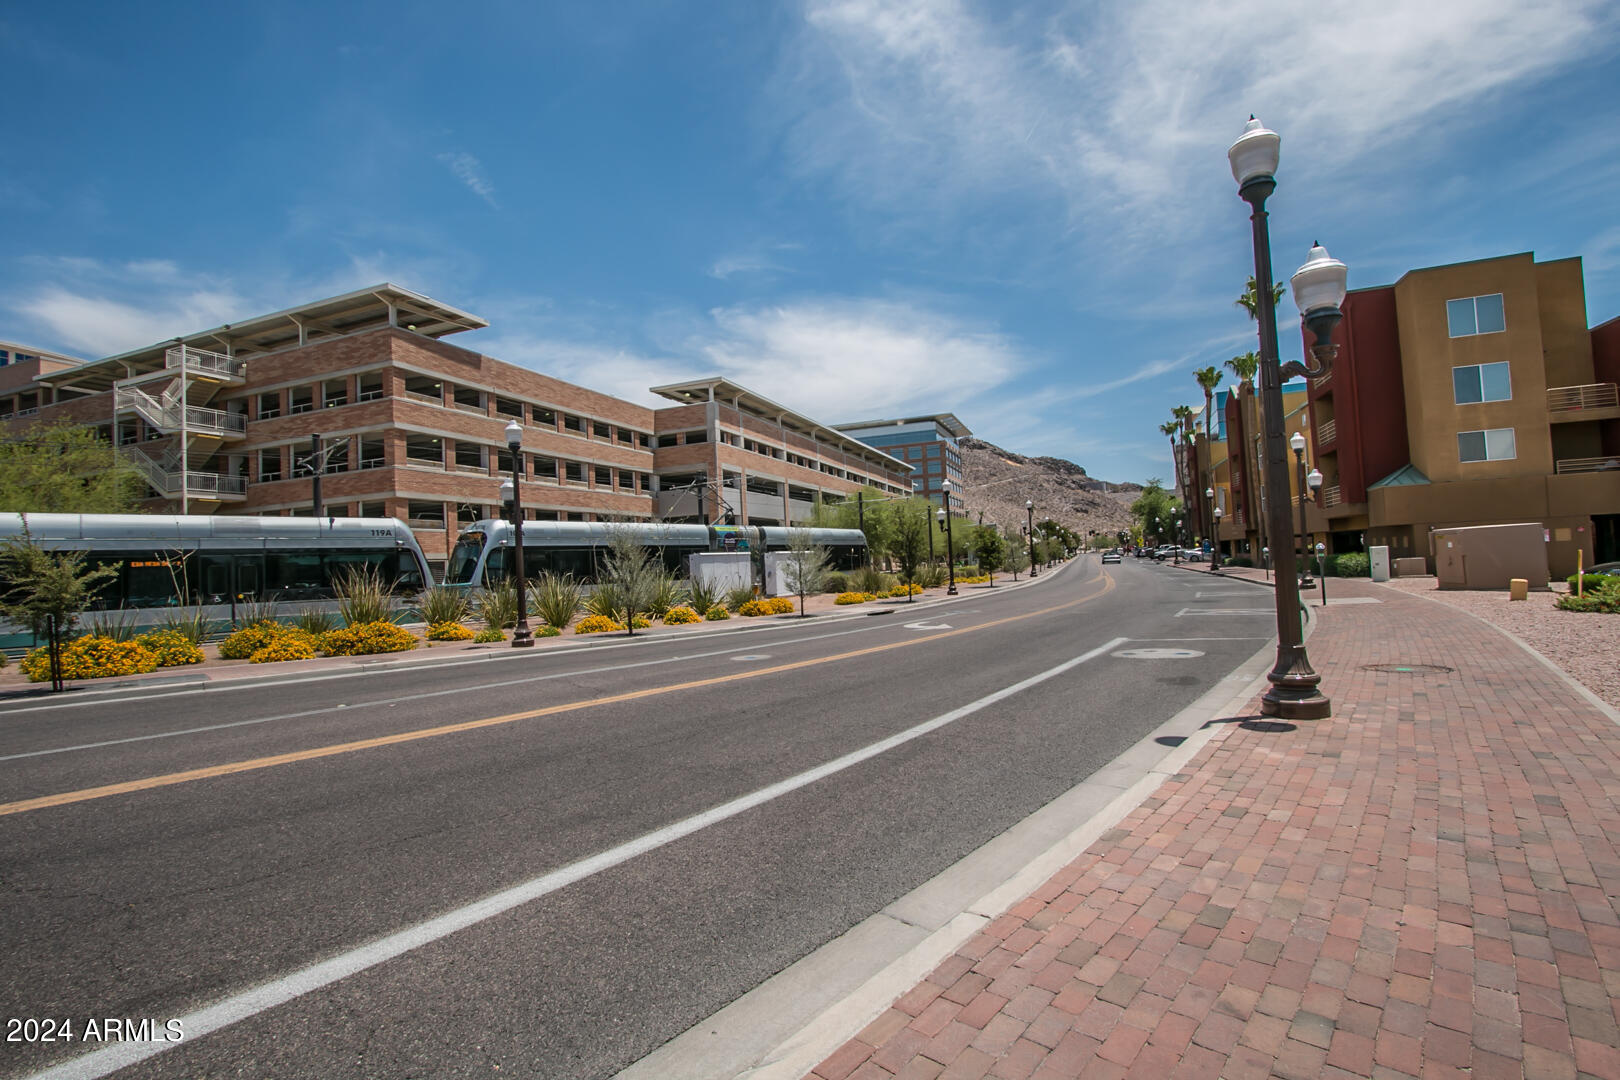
xmin=688 ymin=551 xmax=753 ymax=595
xmin=1394 ymin=557 xmax=1427 ymax=577
xmin=1369 ymin=545 xmax=1391 ymax=582
xmin=1433 ymin=523 xmax=1549 ymax=591
xmin=762 ymin=552 xmax=791 ymax=598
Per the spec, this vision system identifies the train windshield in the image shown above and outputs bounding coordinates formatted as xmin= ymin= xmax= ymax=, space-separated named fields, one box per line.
xmin=447 ymin=531 xmax=487 ymax=585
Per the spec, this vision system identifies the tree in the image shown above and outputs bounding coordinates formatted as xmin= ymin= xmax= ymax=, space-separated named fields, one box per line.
xmin=0 ymin=521 xmax=118 ymax=690
xmin=780 ymin=528 xmax=832 ymax=616
xmin=811 ymin=487 xmax=898 ymax=566
xmin=1234 ymin=276 xmax=1285 ymax=321
xmin=0 ymin=422 xmax=146 ymax=514
xmin=1195 ymin=365 xmax=1223 ymax=538
xmin=1003 ymin=531 xmax=1030 ymax=580
xmin=1225 ymin=351 xmax=1259 ymax=389
xmin=599 ymin=525 xmax=664 ymax=636
xmin=890 ymin=499 xmax=931 ymax=588
xmin=974 ymin=527 xmax=1006 ymax=586
xmin=1130 ymin=480 xmax=1183 ymax=543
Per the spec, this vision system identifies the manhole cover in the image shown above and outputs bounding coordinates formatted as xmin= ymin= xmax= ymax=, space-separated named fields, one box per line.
xmin=1361 ymin=663 xmax=1454 ymax=675
xmin=1113 ymin=648 xmax=1205 ymax=660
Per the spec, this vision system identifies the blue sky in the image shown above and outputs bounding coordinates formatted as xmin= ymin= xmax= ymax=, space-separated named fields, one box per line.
xmin=6 ymin=1 xmax=1619 ymax=484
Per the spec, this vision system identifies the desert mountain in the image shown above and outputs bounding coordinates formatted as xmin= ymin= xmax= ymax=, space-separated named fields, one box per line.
xmin=950 ymin=437 xmax=1141 ymax=543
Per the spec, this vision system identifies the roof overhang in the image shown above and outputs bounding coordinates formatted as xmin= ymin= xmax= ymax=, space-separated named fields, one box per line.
xmin=38 ymin=284 xmax=487 ymax=394
xmin=650 ymin=376 xmax=910 ymax=475
xmin=833 ymin=413 xmax=972 ymax=439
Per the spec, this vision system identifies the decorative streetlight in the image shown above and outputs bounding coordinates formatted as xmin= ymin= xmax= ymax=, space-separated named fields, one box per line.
xmin=1290 ymin=431 xmax=1314 ymax=591
xmin=1306 ymin=466 xmax=1323 ymax=587
xmin=1212 ymin=506 xmax=1224 ymax=571
xmin=1229 ymin=116 xmax=1346 ymax=719
xmin=1026 ymin=499 xmax=1038 ymax=577
xmin=1205 ymin=487 xmax=1217 ymax=567
xmin=940 ymin=480 xmax=958 ymax=595
xmin=503 ymin=420 xmax=534 ymax=648
xmin=1174 ymin=519 xmax=1182 ymax=565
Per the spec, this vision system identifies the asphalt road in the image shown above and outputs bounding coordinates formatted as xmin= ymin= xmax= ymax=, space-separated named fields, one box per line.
xmin=0 ymin=556 xmax=1278 ymax=1079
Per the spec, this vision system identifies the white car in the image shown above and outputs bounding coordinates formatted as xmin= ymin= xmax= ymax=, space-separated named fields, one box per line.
xmin=1101 ymin=549 xmax=1122 ymax=564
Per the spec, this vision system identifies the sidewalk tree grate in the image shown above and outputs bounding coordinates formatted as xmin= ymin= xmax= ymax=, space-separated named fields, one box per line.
xmin=1361 ymin=663 xmax=1454 ymax=675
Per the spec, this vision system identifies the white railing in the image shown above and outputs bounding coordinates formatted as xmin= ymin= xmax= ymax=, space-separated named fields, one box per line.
xmin=115 ymin=385 xmax=246 ymax=436
xmin=1555 ymin=456 xmax=1620 ymax=474
xmin=124 ymin=447 xmax=246 ymax=497
xmin=165 ymin=345 xmax=247 ymax=380
xmin=1323 ymin=484 xmax=1342 ymax=507
xmin=1317 ymin=418 xmax=1337 ymax=445
xmin=1547 ymin=383 xmax=1619 ymax=412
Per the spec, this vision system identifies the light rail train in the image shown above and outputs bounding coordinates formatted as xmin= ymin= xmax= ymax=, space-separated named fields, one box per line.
xmin=445 ymin=520 xmax=867 ymax=587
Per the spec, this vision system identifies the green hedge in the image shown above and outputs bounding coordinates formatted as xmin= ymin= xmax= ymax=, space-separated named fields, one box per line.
xmin=1325 ymin=553 xmax=1370 ymax=578
xmin=1224 ymin=556 xmax=1254 ymax=568
xmin=1566 ymin=572 xmax=1618 ymax=591
xmin=1558 ymin=578 xmax=1620 ymax=612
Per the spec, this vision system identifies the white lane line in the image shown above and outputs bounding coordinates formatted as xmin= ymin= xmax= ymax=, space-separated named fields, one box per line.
xmin=1173 ymin=607 xmax=1273 ymax=617
xmin=0 ymin=622 xmax=906 ymax=762
xmin=21 ymin=636 xmax=1129 ymax=1080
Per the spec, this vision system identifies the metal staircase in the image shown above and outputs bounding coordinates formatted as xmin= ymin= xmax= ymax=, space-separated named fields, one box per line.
xmin=114 ymin=345 xmax=249 ymax=510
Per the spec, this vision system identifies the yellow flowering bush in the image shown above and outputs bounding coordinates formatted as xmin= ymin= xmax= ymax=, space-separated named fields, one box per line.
xmin=220 ymin=620 xmax=289 ymax=660
xmin=249 ymin=635 xmax=317 ymax=664
xmin=536 ymin=625 xmax=561 ymax=637
xmin=473 ymin=627 xmax=505 ymax=642
xmin=135 ymin=629 xmax=205 ymax=667
xmin=320 ymin=620 xmax=417 ymax=656
xmin=427 ymin=621 xmax=475 ymax=641
xmin=630 ymin=613 xmax=652 ymax=629
xmin=888 ymin=584 xmax=923 ymax=597
xmin=767 ymin=597 xmax=795 ymax=614
xmin=835 ymin=592 xmax=874 ymax=605
xmin=574 ymin=614 xmax=623 ymax=635
xmin=704 ymin=606 xmax=730 ymax=621
xmin=23 ymin=636 xmax=160 ymax=682
xmin=662 ymin=605 xmax=701 ymax=625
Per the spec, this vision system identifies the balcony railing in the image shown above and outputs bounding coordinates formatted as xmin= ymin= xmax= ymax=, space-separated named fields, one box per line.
xmin=1547 ymin=383 xmax=1619 ymax=412
xmin=165 ymin=345 xmax=247 ymax=380
xmin=1555 ymin=456 xmax=1620 ymax=474
xmin=1310 ymin=368 xmax=1332 ymax=391
xmin=1322 ymin=484 xmax=1342 ymax=507
xmin=1317 ymin=418 xmax=1337 ymax=445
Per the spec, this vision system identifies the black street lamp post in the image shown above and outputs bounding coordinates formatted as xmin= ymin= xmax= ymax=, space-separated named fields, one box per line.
xmin=1212 ymin=505 xmax=1224 ymax=571
xmin=940 ymin=479 xmax=957 ymax=596
xmin=1229 ymin=116 xmax=1346 ymax=719
xmin=1026 ymin=499 xmax=1037 ymax=577
xmin=503 ymin=420 xmax=534 ymax=648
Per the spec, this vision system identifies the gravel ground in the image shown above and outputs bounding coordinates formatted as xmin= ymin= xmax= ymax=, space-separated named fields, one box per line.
xmin=1379 ymin=576 xmax=1620 ymax=712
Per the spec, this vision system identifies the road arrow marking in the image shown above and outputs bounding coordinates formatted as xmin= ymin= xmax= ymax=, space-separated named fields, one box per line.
xmin=903 ymin=621 xmax=952 ymax=630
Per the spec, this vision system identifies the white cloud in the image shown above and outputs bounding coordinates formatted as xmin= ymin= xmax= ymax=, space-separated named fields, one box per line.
xmin=436 ymin=152 xmax=499 ymax=209
xmin=7 ymin=258 xmax=251 ymax=357
xmin=783 ymin=0 xmax=1618 ymax=238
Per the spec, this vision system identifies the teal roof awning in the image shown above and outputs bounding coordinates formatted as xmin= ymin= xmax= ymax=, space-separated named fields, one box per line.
xmin=1369 ymin=464 xmax=1430 ymax=489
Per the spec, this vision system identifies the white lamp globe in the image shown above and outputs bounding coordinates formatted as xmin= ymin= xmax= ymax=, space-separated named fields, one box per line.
xmin=1291 ymin=243 xmax=1349 ymax=317
xmin=1228 ymin=116 xmax=1281 ymax=188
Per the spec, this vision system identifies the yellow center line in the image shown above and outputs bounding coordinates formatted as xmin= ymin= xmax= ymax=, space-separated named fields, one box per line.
xmin=1 ymin=572 xmax=1114 ymax=818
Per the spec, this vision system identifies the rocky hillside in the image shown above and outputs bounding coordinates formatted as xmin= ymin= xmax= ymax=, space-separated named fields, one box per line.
xmin=953 ymin=437 xmax=1140 ymax=541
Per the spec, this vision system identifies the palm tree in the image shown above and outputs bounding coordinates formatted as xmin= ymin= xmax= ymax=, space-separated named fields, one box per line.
xmin=1158 ymin=419 xmax=1179 ymax=469
xmin=1225 ymin=351 xmax=1259 ymax=390
xmin=1235 ymin=276 xmax=1285 ymax=320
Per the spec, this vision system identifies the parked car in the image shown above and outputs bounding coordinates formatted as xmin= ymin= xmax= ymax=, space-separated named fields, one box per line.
xmin=1101 ymin=549 xmax=1122 ymax=564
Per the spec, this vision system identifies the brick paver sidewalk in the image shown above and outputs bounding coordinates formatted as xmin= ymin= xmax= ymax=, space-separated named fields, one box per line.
xmin=807 ymin=576 xmax=1620 ymax=1079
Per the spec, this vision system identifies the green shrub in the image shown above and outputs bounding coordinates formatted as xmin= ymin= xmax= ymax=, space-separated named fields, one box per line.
xmin=1327 ymin=553 xmax=1370 ymax=577
xmin=23 ymin=636 xmax=159 ymax=682
xmin=220 ymin=620 xmax=287 ymax=660
xmin=1558 ymin=577 xmax=1620 ymax=613
xmin=293 ymin=609 xmax=340 ymax=637
xmin=158 ymin=607 xmax=211 ymax=645
xmin=822 ymin=572 xmax=848 ymax=594
xmin=724 ymin=585 xmax=756 ymax=612
xmin=849 ymin=566 xmax=887 ymax=594
xmin=416 ymin=586 xmax=470 ymax=627
xmin=477 ymin=579 xmax=519 ymax=630
xmin=584 ymin=582 xmax=625 ymax=621
xmin=83 ymin=609 xmax=140 ymax=642
xmin=531 ymin=572 xmax=582 ymax=629
xmin=535 ymin=625 xmax=561 ymax=637
xmin=686 ymin=578 xmax=719 ymax=618
xmin=647 ymin=574 xmax=685 ymax=617
xmin=705 ymin=605 xmax=730 ymax=621
xmin=1567 ymin=572 xmax=1619 ymax=592
xmin=334 ymin=564 xmax=395 ymax=626
xmin=1225 ymin=556 xmax=1254 ymax=568
xmin=473 ymin=627 xmax=505 ymax=643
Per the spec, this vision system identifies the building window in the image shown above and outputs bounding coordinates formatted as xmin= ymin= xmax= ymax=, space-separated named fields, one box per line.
xmin=495 ymin=396 xmax=523 ymax=418
xmin=258 ymin=448 xmax=283 ymax=482
xmin=592 ymin=420 xmax=611 ymax=439
xmin=1446 ymin=293 xmax=1506 ymax=338
xmin=407 ymin=500 xmax=445 ymax=524
xmin=657 ymin=433 xmax=679 ymax=448
xmin=685 ymin=430 xmax=708 ymax=444
xmin=563 ymin=414 xmax=584 ymax=433
xmin=288 ymin=387 xmax=314 ymax=415
xmin=454 ymin=442 xmax=486 ymax=471
xmin=617 ymin=470 xmax=634 ymax=489
xmin=257 ymin=392 xmax=281 ymax=420
xmin=638 ymin=472 xmax=650 ymax=491
xmin=404 ymin=375 xmax=442 ymax=401
xmin=359 ymin=437 xmax=385 ymax=469
xmin=594 ymin=465 xmax=613 ymax=487
xmin=533 ymin=455 xmax=558 ymax=482
xmin=452 ymin=385 xmax=483 ymax=412
xmin=357 ymin=373 xmax=385 ymax=402
xmin=907 ymin=447 xmax=922 ymax=460
xmin=325 ymin=440 xmax=349 ymax=473
xmin=405 ymin=434 xmax=443 ymax=466
xmin=618 ymin=428 xmax=635 ymax=445
xmin=1452 ymin=362 xmax=1511 ymax=404
xmin=639 ymin=433 xmax=651 ymax=448
xmin=361 ymin=500 xmax=386 ymax=518
xmin=534 ymin=407 xmax=556 ymax=426
xmin=323 ymin=378 xmax=348 ymax=408
xmin=1457 ymin=427 xmax=1516 ymax=463
xmin=925 ymin=444 xmax=940 ymax=457
xmin=564 ymin=460 xmax=585 ymax=483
